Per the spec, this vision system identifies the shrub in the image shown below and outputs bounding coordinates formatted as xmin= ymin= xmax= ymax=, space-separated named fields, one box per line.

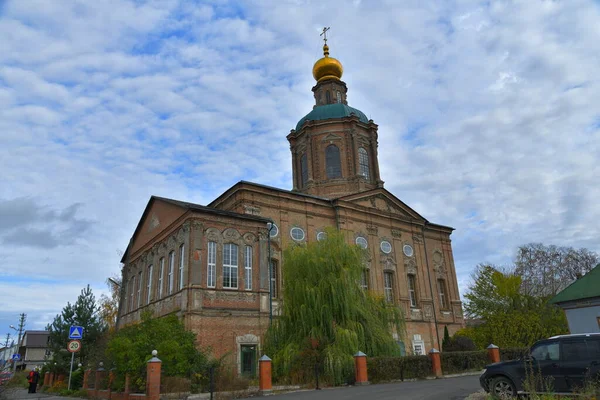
xmin=500 ymin=347 xmax=529 ymax=361
xmin=367 ymin=356 xmax=432 ymax=383
xmin=440 ymin=351 xmax=488 ymax=374
xmin=444 ymin=336 xmax=477 ymax=352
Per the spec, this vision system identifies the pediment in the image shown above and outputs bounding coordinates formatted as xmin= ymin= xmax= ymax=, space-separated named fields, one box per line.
xmin=338 ymin=189 xmax=426 ymax=222
xmin=321 ymin=133 xmax=342 ymax=142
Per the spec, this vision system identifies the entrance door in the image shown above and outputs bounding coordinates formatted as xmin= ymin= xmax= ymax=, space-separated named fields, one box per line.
xmin=241 ymin=345 xmax=257 ymax=377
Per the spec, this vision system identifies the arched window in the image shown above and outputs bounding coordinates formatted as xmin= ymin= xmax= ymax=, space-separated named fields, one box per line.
xmin=325 ymin=90 xmax=331 ymax=104
xmin=336 ymin=91 xmax=341 ymax=103
xmin=223 ymin=243 xmax=239 ymax=289
xmin=300 ymin=153 xmax=308 ymax=187
xmin=326 ymin=145 xmax=342 ymax=179
xmin=358 ymin=147 xmax=370 ymax=179
xmin=384 ymin=272 xmax=394 ymax=303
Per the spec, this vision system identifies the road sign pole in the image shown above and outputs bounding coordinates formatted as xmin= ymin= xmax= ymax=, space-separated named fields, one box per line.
xmin=68 ymin=351 xmax=75 ymax=390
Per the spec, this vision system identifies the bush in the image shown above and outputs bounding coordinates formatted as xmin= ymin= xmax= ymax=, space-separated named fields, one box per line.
xmin=440 ymin=351 xmax=488 ymax=374
xmin=444 ymin=336 xmax=477 ymax=352
xmin=500 ymin=347 xmax=528 ymax=361
xmin=367 ymin=356 xmax=432 ymax=383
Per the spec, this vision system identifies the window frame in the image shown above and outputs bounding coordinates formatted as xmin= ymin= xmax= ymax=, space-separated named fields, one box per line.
xmin=438 ymin=279 xmax=448 ymax=309
xmin=207 ymin=241 xmax=217 ymax=288
xmin=300 ymin=153 xmax=308 ymax=187
xmin=384 ymin=272 xmax=394 ymax=303
xmin=137 ymin=270 xmax=143 ymax=308
xmin=325 ymin=144 xmax=342 ymax=179
xmin=316 ymin=231 xmax=327 ymax=241
xmin=223 ymin=243 xmax=239 ymax=289
xmin=358 ymin=147 xmax=370 ymax=179
xmin=146 ymin=264 xmax=153 ymax=304
xmin=270 ymin=259 xmax=278 ymax=299
xmin=158 ymin=257 xmax=164 ymax=298
xmin=290 ymin=227 xmax=305 ymax=241
xmin=408 ymin=274 xmax=417 ymax=308
xmin=360 ymin=269 xmax=369 ymax=291
xmin=267 ymin=222 xmax=279 ymax=238
xmin=244 ymin=246 xmax=252 ymax=290
xmin=356 ymin=236 xmax=368 ymax=249
xmin=380 ymin=240 xmax=392 ymax=254
xmin=129 ymin=277 xmax=135 ymax=312
xmin=179 ymin=244 xmax=185 ymax=290
xmin=167 ymin=251 xmax=174 ymax=295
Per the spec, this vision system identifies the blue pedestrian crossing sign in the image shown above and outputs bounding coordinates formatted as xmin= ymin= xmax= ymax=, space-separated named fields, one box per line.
xmin=11 ymin=353 xmax=20 ymax=361
xmin=69 ymin=326 xmax=84 ymax=339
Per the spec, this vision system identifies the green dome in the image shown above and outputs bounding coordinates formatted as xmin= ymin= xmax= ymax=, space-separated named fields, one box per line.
xmin=296 ymin=103 xmax=369 ymax=131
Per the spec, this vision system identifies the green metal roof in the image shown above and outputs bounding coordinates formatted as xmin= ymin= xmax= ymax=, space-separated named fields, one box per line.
xmin=550 ymin=264 xmax=600 ymax=304
xmin=296 ymin=103 xmax=369 ymax=131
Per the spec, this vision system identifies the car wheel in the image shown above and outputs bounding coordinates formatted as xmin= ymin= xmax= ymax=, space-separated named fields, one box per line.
xmin=490 ymin=376 xmax=517 ymax=399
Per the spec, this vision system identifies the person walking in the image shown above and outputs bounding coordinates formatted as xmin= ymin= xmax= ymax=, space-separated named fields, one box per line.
xmin=27 ymin=368 xmax=40 ymax=393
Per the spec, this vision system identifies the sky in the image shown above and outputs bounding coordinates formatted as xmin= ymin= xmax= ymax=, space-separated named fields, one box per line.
xmin=1 ymin=0 xmax=600 ymax=342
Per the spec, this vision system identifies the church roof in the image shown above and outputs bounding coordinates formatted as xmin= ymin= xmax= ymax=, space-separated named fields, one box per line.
xmin=296 ymin=103 xmax=369 ymax=131
xmin=550 ymin=264 xmax=600 ymax=305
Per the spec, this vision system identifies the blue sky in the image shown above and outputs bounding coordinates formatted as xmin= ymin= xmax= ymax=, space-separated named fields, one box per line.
xmin=1 ymin=0 xmax=600 ymax=339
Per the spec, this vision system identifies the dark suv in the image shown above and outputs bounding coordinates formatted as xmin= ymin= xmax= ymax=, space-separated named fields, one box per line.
xmin=480 ymin=333 xmax=600 ymax=398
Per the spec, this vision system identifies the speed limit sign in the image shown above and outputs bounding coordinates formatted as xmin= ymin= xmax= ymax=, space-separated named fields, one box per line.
xmin=67 ymin=340 xmax=81 ymax=353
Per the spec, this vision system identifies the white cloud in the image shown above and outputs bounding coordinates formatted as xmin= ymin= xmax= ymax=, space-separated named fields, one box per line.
xmin=1 ymin=0 xmax=599 ymax=334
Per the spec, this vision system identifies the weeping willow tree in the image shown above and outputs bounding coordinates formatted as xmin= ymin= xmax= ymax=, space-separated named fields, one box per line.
xmin=264 ymin=229 xmax=405 ymax=385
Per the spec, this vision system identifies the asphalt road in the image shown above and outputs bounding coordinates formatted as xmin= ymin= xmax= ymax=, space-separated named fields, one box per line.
xmin=242 ymin=375 xmax=482 ymax=400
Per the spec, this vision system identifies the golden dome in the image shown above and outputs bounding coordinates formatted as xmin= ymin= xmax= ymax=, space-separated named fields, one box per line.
xmin=312 ymin=44 xmax=343 ymax=82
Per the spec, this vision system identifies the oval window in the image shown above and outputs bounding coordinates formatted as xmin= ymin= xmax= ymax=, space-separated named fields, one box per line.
xmin=290 ymin=227 xmax=305 ymax=241
xmin=403 ymin=244 xmax=414 ymax=257
xmin=356 ymin=236 xmax=368 ymax=249
xmin=317 ymin=231 xmax=327 ymax=241
xmin=267 ymin=222 xmax=279 ymax=238
xmin=380 ymin=241 xmax=392 ymax=254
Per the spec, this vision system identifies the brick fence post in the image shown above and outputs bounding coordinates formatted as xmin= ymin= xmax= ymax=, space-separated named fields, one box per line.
xmin=82 ymin=369 xmax=90 ymax=389
xmin=354 ymin=351 xmax=369 ymax=385
xmin=146 ymin=350 xmax=162 ymax=400
xmin=48 ymin=372 xmax=55 ymax=387
xmin=259 ymin=355 xmax=272 ymax=395
xmin=124 ymin=373 xmax=130 ymax=398
xmin=43 ymin=372 xmax=50 ymax=387
xmin=95 ymin=363 xmax=105 ymax=398
xmin=429 ymin=348 xmax=442 ymax=378
xmin=487 ymin=344 xmax=500 ymax=364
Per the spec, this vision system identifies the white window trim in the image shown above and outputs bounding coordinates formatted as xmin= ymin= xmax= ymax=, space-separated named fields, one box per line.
xmin=317 ymin=231 xmax=327 ymax=241
xmin=146 ymin=265 xmax=153 ymax=304
xmin=207 ymin=241 xmax=216 ymax=288
xmin=408 ymin=275 xmax=417 ymax=308
xmin=137 ymin=271 xmax=143 ymax=308
xmin=223 ymin=243 xmax=239 ymax=289
xmin=290 ymin=227 xmax=305 ymax=241
xmin=158 ymin=258 xmax=164 ymax=298
xmin=356 ymin=236 xmax=368 ymax=249
xmin=267 ymin=222 xmax=279 ymax=238
xmin=179 ymin=244 xmax=185 ymax=290
xmin=384 ymin=272 xmax=394 ymax=303
xmin=244 ymin=246 xmax=252 ymax=290
xmin=380 ymin=240 xmax=392 ymax=254
xmin=129 ymin=277 xmax=135 ymax=312
xmin=168 ymin=251 xmax=174 ymax=295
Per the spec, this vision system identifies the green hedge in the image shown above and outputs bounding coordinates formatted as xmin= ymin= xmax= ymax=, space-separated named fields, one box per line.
xmin=500 ymin=347 xmax=528 ymax=361
xmin=440 ymin=350 xmax=488 ymax=374
xmin=367 ymin=356 xmax=432 ymax=383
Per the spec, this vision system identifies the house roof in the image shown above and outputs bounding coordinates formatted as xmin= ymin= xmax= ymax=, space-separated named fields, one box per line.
xmin=120 ymin=195 xmax=272 ymax=263
xmin=550 ymin=264 xmax=600 ymax=305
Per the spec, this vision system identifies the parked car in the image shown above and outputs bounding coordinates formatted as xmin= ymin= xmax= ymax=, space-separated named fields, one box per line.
xmin=0 ymin=371 xmax=13 ymax=385
xmin=480 ymin=333 xmax=600 ymax=398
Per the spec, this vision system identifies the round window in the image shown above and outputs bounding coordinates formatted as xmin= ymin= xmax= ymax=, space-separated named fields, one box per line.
xmin=290 ymin=227 xmax=305 ymax=241
xmin=267 ymin=222 xmax=279 ymax=238
xmin=316 ymin=231 xmax=327 ymax=241
xmin=380 ymin=241 xmax=392 ymax=254
xmin=403 ymin=244 xmax=414 ymax=257
xmin=356 ymin=236 xmax=368 ymax=249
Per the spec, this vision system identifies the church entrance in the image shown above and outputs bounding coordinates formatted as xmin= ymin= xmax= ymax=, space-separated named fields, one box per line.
xmin=240 ymin=345 xmax=257 ymax=377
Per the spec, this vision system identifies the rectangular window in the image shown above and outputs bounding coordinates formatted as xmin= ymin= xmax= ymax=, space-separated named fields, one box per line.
xmin=137 ymin=271 xmax=143 ymax=308
xmin=158 ymin=258 xmax=164 ymax=298
xmin=384 ymin=272 xmax=394 ymax=303
xmin=270 ymin=260 xmax=278 ymax=299
xmin=438 ymin=279 xmax=448 ymax=309
xmin=360 ymin=269 xmax=369 ymax=290
xmin=129 ymin=277 xmax=135 ymax=312
xmin=300 ymin=154 xmax=308 ymax=187
xmin=408 ymin=275 xmax=417 ymax=308
xmin=207 ymin=241 xmax=216 ymax=288
xmin=244 ymin=246 xmax=252 ymax=290
xmin=146 ymin=265 xmax=153 ymax=304
xmin=223 ymin=243 xmax=238 ymax=289
xmin=179 ymin=244 xmax=185 ymax=290
xmin=168 ymin=251 xmax=174 ymax=295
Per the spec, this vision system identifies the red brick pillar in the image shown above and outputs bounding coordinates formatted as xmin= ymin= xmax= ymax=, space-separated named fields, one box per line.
xmin=83 ymin=369 xmax=90 ymax=389
xmin=146 ymin=350 xmax=162 ymax=400
xmin=259 ymin=355 xmax=272 ymax=394
xmin=429 ymin=348 xmax=442 ymax=377
xmin=95 ymin=363 xmax=105 ymax=397
xmin=487 ymin=344 xmax=500 ymax=363
xmin=43 ymin=372 xmax=50 ymax=387
xmin=124 ymin=373 xmax=130 ymax=396
xmin=48 ymin=372 xmax=55 ymax=387
xmin=354 ymin=351 xmax=369 ymax=385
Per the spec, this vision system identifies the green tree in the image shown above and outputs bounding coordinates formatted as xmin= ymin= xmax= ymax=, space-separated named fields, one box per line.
xmin=46 ymin=285 xmax=106 ymax=371
xmin=106 ymin=312 xmax=209 ymax=391
xmin=463 ymin=265 xmax=567 ymax=349
xmin=442 ymin=326 xmax=451 ymax=351
xmin=264 ymin=229 xmax=405 ymax=385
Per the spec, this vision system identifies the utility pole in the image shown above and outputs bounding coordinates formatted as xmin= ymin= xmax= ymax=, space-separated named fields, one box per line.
xmin=2 ymin=333 xmax=10 ymax=370
xmin=11 ymin=313 xmax=26 ymax=372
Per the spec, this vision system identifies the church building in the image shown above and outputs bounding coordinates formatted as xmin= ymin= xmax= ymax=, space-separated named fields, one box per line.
xmin=116 ymin=37 xmax=464 ymax=376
